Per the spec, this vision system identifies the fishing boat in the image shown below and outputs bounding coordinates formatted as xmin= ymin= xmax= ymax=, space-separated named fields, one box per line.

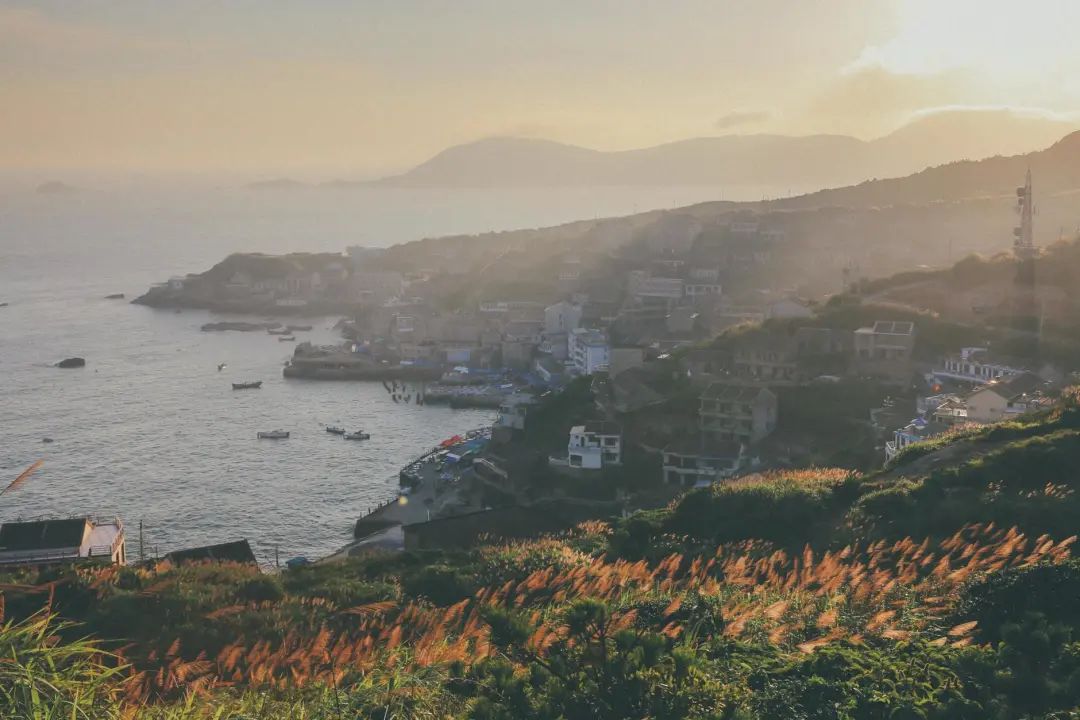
xmin=278 ymin=335 xmax=296 ymax=342
xmin=326 ymin=425 xmax=345 ymax=435
xmin=232 ymin=381 xmax=262 ymax=390
xmin=344 ymin=431 xmax=371 ymax=441
xmin=257 ymin=429 xmax=289 ymax=439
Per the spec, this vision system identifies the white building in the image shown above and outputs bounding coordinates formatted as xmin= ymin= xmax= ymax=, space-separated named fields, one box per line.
xmin=568 ymin=328 xmax=610 ymax=376
xmin=0 ymin=517 xmax=126 ymax=568
xmin=884 ymin=417 xmax=950 ymax=464
xmin=932 ymin=347 xmax=1024 ymax=385
xmin=628 ymin=272 xmax=684 ymax=304
xmin=567 ymin=422 xmax=622 ymax=470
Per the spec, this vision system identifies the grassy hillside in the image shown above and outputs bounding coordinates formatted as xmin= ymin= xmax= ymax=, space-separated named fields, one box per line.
xmin=4 ymin=399 xmax=1080 ymax=718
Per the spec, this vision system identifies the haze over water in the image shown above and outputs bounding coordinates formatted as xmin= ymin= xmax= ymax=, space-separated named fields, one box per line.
xmin=0 ymin=183 xmax=753 ymax=562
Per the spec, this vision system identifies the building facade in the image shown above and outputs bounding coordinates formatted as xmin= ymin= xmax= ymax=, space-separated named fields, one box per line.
xmin=0 ymin=517 xmax=126 ymax=568
xmin=567 ymin=422 xmax=622 ymax=469
xmin=699 ymin=383 xmax=778 ymax=445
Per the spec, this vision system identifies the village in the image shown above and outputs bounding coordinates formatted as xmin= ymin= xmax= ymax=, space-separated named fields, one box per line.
xmin=7 ymin=173 xmax=1079 ymax=571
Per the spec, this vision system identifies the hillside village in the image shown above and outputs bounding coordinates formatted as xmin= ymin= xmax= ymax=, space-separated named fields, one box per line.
xmin=127 ymin=168 xmax=1080 ymax=551
xmin=13 ymin=164 xmax=1080 ymax=720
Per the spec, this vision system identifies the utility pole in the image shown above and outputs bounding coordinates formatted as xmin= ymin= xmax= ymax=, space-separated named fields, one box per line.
xmin=139 ymin=520 xmax=145 ymax=564
xmin=274 ymin=546 xmax=280 ymax=569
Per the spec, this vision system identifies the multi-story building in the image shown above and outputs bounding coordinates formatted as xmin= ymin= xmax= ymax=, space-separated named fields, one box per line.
xmin=662 ymin=437 xmax=746 ymax=487
xmin=568 ymin=328 xmax=610 ymax=376
xmin=853 ymin=320 xmax=916 ymax=384
xmin=567 ymin=422 xmax=622 ymax=470
xmin=699 ymin=383 xmax=778 ymax=445
xmin=732 ymin=334 xmax=800 ymax=384
xmin=0 ymin=517 xmax=126 ymax=568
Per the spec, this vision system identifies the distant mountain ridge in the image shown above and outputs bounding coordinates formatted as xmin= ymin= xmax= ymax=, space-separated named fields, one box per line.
xmin=365 ymin=110 xmax=1077 ymax=190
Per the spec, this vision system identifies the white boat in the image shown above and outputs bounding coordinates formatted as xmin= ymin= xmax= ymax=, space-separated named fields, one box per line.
xmin=344 ymin=431 xmax=370 ymax=440
xmin=257 ymin=429 xmax=290 ymax=439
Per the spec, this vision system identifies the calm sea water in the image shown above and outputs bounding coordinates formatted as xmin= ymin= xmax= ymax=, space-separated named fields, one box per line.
xmin=0 ymin=183 xmax=751 ymax=562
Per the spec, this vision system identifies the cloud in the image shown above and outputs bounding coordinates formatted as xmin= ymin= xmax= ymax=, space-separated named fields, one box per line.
xmin=799 ymin=65 xmax=978 ymax=137
xmin=0 ymin=6 xmax=180 ymax=60
xmin=714 ymin=109 xmax=772 ymax=131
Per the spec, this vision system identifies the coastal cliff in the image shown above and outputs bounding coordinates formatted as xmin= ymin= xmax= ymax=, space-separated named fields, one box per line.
xmin=133 ymin=252 xmax=363 ymax=315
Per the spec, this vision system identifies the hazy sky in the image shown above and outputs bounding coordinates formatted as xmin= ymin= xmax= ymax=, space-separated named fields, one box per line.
xmin=3 ymin=0 xmax=1079 ymax=177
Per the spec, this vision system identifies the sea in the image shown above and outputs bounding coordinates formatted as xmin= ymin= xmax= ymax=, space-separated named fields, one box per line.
xmin=0 ymin=183 xmax=766 ymax=563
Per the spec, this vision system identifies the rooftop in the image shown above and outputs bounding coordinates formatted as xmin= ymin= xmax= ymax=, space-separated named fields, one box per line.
xmin=862 ymin=320 xmax=916 ymax=335
xmin=571 ymin=421 xmax=622 ymax=436
xmin=979 ymin=371 xmax=1045 ymax=400
xmin=0 ymin=518 xmax=89 ymax=551
xmin=165 ymin=539 xmax=257 ymax=566
xmin=700 ymin=382 xmax=770 ymax=402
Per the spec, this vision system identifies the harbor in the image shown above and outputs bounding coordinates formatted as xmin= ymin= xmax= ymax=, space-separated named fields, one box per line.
xmin=326 ymin=427 xmax=493 ymax=558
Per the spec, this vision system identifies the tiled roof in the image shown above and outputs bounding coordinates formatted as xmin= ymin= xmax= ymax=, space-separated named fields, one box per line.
xmin=165 ymin=540 xmax=257 ymax=566
xmin=0 ymin=519 xmax=88 ymax=551
xmin=871 ymin=320 xmax=915 ymax=335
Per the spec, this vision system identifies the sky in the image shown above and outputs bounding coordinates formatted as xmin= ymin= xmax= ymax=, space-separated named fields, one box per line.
xmin=2 ymin=0 xmax=1080 ymax=177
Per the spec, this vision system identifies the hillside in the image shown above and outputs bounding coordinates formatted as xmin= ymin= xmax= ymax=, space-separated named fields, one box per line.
xmin=4 ymin=399 xmax=1080 ymax=717
xmin=372 ymin=110 xmax=1077 ymax=189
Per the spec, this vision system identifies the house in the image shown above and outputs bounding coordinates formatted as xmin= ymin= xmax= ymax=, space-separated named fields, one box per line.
xmin=699 ymin=382 xmax=778 ymax=445
xmin=0 ymin=517 xmax=126 ymax=568
xmin=567 ymin=422 xmax=622 ymax=469
xmin=495 ymin=394 xmax=534 ymax=431
xmin=662 ymin=437 xmax=746 ymax=487
xmin=932 ymin=347 xmax=1024 ymax=385
xmin=165 ymin=539 xmax=258 ymax=566
xmin=544 ymin=301 xmax=583 ymax=336
xmin=794 ymin=327 xmax=849 ymax=357
xmin=853 ymin=320 xmax=916 ymax=384
xmin=628 ymin=272 xmax=684 ymax=306
xmin=765 ymin=297 xmax=814 ymax=320
xmin=884 ymin=417 xmax=951 ymax=464
xmin=732 ymin=334 xmax=800 ymax=384
xmin=964 ymin=372 xmax=1049 ymax=424
xmin=568 ymin=328 xmax=610 ymax=376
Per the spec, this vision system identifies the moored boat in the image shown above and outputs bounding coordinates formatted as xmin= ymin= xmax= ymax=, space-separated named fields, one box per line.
xmin=344 ymin=431 xmax=371 ymax=440
xmin=257 ymin=429 xmax=289 ymax=439
xmin=232 ymin=381 xmax=262 ymax=390
xmin=278 ymin=335 xmax=296 ymax=342
xmin=326 ymin=425 xmax=345 ymax=435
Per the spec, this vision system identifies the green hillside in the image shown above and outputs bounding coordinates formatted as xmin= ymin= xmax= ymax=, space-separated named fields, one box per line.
xmin=4 ymin=398 xmax=1080 ymax=718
